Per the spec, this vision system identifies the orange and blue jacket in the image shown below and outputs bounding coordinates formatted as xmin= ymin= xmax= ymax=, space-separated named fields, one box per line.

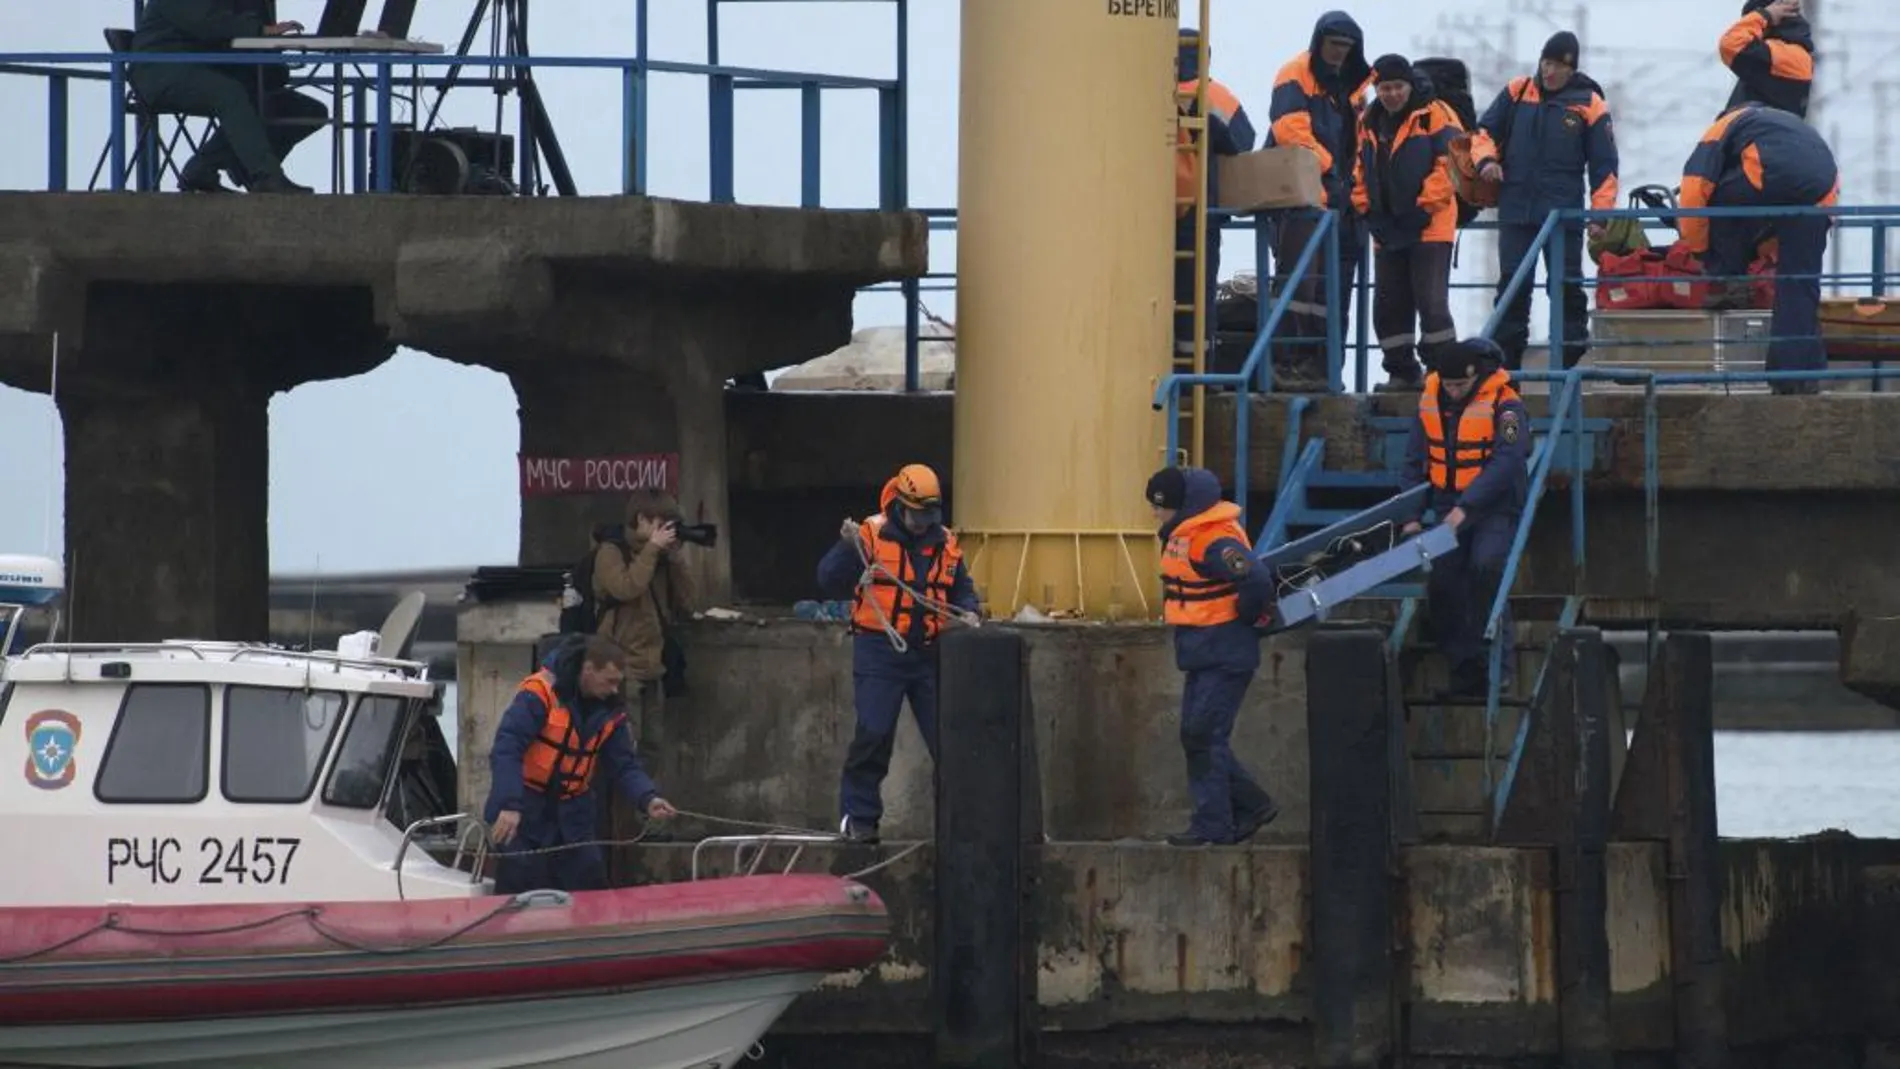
xmin=1351 ymin=85 xmax=1464 ymax=248
xmin=1264 ymin=11 xmax=1373 ymax=210
xmin=1468 ymin=72 xmax=1619 ymax=227
xmin=1175 ymin=35 xmax=1255 ymax=219
xmin=1718 ymin=6 xmax=1813 ymax=120
xmin=1676 ymin=102 xmax=1840 ymax=256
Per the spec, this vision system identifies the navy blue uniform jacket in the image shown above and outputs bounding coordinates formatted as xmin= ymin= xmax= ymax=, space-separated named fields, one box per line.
xmin=1470 ymin=72 xmax=1620 ymax=226
xmin=482 ymin=643 xmax=660 ymax=848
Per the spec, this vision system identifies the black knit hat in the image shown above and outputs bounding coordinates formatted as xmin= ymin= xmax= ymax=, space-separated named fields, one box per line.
xmin=1372 ymin=54 xmax=1413 ymax=84
xmin=1542 ymin=31 xmax=1579 ymax=67
xmin=1433 ymin=338 xmax=1504 ymax=380
xmin=1145 ymin=467 xmax=1187 ymax=510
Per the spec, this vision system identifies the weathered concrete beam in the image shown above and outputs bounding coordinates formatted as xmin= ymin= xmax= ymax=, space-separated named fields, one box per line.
xmin=0 ymin=193 xmax=926 ymax=384
xmin=1209 ymin=392 xmax=1900 ymax=494
xmin=1838 ymin=607 xmax=1900 ymax=713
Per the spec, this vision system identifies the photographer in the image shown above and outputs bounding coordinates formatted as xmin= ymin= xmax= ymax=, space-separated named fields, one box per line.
xmin=591 ymin=491 xmax=698 ymax=757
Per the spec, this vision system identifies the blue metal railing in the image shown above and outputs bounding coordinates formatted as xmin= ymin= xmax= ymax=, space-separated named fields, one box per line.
xmin=1 ymin=40 xmax=901 ymax=202
xmin=1151 ymin=208 xmax=1337 ymax=513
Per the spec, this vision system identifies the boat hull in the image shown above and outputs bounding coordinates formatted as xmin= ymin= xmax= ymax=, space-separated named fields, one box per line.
xmin=0 ymin=972 xmax=818 ymax=1068
xmin=0 ymin=875 xmax=888 ymax=1069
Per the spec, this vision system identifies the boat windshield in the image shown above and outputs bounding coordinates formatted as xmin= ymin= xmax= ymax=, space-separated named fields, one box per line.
xmin=323 ymin=694 xmax=414 ymax=812
xmin=0 ymin=602 xmax=59 ymax=657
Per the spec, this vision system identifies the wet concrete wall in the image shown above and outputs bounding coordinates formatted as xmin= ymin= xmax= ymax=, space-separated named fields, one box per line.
xmin=457 ymin=605 xmax=1313 ymax=842
xmin=620 ymin=837 xmax=1900 ymax=1067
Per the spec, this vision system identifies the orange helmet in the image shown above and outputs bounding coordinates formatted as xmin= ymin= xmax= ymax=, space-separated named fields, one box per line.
xmin=890 ymin=463 xmax=943 ymax=511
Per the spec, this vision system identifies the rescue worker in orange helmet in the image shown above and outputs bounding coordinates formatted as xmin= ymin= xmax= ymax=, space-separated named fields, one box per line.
xmin=1263 ymin=10 xmax=1373 ymax=389
xmin=1672 ymin=101 xmax=1839 ymax=395
xmin=816 ymin=463 xmax=980 ymax=844
xmin=1352 ymin=53 xmax=1466 ymax=391
xmin=1399 ymin=340 xmax=1531 ymax=697
xmin=1174 ymin=27 xmax=1256 ymax=366
xmin=484 ymin=634 xmax=676 ymax=893
xmin=1719 ymin=0 xmax=1813 ymax=120
xmin=1147 ymin=466 xmax=1279 ymax=847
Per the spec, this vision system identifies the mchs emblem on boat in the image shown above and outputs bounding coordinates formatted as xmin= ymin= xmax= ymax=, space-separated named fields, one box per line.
xmin=23 ymin=710 xmax=80 ymax=790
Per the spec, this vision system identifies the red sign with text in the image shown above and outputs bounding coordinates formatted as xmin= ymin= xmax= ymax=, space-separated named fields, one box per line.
xmin=518 ymin=453 xmax=679 ymax=497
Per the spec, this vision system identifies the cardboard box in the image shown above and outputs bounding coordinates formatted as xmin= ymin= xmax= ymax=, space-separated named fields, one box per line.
xmin=1216 ymin=146 xmax=1324 ymax=212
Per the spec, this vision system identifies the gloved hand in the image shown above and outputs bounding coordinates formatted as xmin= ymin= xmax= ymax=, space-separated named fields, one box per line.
xmin=1398 ymin=208 xmax=1433 ymax=235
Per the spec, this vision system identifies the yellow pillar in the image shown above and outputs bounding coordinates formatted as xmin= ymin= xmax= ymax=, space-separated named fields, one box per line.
xmin=953 ymin=0 xmax=1181 ymax=621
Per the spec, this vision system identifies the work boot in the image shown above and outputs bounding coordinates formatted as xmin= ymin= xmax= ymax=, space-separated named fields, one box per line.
xmin=839 ymin=815 xmax=880 ymax=845
xmin=1234 ymin=800 xmax=1281 ymax=842
xmin=1165 ymin=830 xmax=1219 ymax=847
xmin=178 ymin=155 xmax=234 ymax=194
xmin=1446 ymin=661 xmax=1490 ymax=699
xmin=1377 ymin=360 xmax=1424 ymax=392
xmin=249 ymin=171 xmax=314 ymax=195
xmin=1272 ymin=357 xmax=1330 ymax=393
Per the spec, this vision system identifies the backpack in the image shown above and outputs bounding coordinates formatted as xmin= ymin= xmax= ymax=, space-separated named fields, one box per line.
xmin=1411 ymin=57 xmax=1484 ymax=227
xmin=557 ymin=527 xmax=629 ymax=635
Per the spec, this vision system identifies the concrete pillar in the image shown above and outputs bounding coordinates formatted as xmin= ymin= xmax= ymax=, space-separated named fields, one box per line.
xmin=30 ymin=283 xmax=387 ymax=644
xmin=509 ymin=358 xmax=732 ymax=608
xmin=58 ymin=378 xmax=270 ymax=642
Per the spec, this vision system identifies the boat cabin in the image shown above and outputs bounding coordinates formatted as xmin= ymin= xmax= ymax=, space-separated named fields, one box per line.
xmin=0 ymin=576 xmax=484 ymax=908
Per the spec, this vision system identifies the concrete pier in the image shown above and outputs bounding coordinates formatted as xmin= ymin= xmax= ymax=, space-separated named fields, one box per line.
xmin=0 ymin=193 xmax=925 ymax=640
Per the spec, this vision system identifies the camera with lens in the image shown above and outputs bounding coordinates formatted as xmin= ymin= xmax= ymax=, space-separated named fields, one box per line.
xmin=668 ymin=521 xmax=719 ymax=548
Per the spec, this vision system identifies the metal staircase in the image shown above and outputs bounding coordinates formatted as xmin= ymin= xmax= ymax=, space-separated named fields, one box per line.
xmin=1252 ymin=390 xmax=1614 ymax=840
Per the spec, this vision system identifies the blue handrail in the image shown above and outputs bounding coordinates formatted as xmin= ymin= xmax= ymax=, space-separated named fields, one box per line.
xmin=1151 ymin=208 xmax=1339 ymax=515
xmin=1 ymin=48 xmax=900 ymax=201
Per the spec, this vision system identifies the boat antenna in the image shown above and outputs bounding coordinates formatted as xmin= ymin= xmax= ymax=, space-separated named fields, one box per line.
xmin=43 ymin=332 xmax=58 ymax=557
xmin=305 ymin=552 xmax=320 ymax=690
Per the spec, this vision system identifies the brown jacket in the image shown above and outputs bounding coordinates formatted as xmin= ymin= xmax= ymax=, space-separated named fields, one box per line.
xmin=593 ymin=519 xmax=694 ymax=683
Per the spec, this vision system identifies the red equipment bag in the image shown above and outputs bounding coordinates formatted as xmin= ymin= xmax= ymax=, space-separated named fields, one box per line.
xmin=1658 ymin=244 xmax=1710 ymax=310
xmin=1596 ymin=248 xmax=1668 ymax=311
xmin=1746 ymin=249 xmax=1777 ymax=309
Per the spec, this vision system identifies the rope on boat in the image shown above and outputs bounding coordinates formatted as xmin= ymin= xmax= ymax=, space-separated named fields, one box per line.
xmin=0 ymin=898 xmax=529 ymax=966
xmin=471 ymin=806 xmax=931 ymax=882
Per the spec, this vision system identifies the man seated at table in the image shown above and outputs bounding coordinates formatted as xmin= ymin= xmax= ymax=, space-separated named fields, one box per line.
xmin=130 ymin=0 xmax=327 ymax=194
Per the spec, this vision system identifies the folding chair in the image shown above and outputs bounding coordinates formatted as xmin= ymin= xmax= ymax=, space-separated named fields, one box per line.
xmin=87 ymin=28 xmax=216 ymax=192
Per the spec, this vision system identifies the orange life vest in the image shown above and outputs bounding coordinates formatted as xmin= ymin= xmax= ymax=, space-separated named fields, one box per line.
xmin=1176 ymin=78 xmax=1246 ymax=217
xmin=1160 ymin=501 xmax=1252 ymax=627
xmin=517 ymin=668 xmax=626 ymax=800
xmin=1418 ymin=368 xmax=1521 ymax=493
xmin=850 ymin=514 xmax=963 ymax=643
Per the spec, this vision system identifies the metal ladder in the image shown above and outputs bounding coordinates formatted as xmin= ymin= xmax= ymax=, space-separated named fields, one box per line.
xmin=1172 ymin=0 xmax=1214 ymax=467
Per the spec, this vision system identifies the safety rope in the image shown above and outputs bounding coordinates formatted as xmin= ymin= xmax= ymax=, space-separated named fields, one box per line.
xmin=845 ymin=519 xmax=981 ymax=653
xmin=1273 ymin=519 xmax=1399 ymax=599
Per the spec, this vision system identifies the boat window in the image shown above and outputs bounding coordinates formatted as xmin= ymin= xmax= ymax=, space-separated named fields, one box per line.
xmin=0 ymin=683 xmax=12 ymax=729
xmin=96 ymin=684 xmax=211 ymax=804
xmin=222 ymin=687 xmax=346 ymax=804
xmin=322 ymin=694 xmax=409 ymax=810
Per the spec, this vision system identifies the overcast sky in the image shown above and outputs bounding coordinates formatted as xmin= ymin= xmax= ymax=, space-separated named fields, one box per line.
xmin=1 ymin=0 xmax=1888 ymax=575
